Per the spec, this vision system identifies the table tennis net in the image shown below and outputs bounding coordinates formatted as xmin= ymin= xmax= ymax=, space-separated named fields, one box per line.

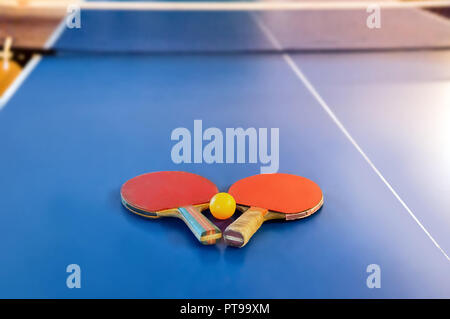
xmin=1 ymin=1 xmax=450 ymax=54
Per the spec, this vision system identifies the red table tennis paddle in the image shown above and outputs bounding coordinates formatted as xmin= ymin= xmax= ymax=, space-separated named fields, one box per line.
xmin=121 ymin=171 xmax=221 ymax=245
xmin=224 ymin=173 xmax=323 ymax=247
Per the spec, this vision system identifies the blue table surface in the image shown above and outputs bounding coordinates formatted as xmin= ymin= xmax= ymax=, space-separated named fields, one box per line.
xmin=53 ymin=7 xmax=450 ymax=53
xmin=0 ymin=4 xmax=449 ymax=298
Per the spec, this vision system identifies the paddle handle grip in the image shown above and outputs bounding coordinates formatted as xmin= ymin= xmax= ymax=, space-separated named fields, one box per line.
xmin=178 ymin=206 xmax=222 ymax=245
xmin=224 ymin=207 xmax=267 ymax=248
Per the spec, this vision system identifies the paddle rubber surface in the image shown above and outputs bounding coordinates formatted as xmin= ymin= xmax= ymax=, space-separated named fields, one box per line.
xmin=121 ymin=171 xmax=218 ymax=212
xmin=228 ymin=173 xmax=323 ymax=214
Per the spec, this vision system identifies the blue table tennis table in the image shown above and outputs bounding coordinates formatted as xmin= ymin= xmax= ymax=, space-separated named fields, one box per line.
xmin=0 ymin=2 xmax=449 ymax=298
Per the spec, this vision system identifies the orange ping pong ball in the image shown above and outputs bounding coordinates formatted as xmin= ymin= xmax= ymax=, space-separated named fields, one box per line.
xmin=209 ymin=192 xmax=236 ymax=220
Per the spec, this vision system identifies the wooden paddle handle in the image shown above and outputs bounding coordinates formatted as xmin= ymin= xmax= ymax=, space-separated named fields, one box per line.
xmin=178 ymin=206 xmax=222 ymax=245
xmin=224 ymin=207 xmax=267 ymax=248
